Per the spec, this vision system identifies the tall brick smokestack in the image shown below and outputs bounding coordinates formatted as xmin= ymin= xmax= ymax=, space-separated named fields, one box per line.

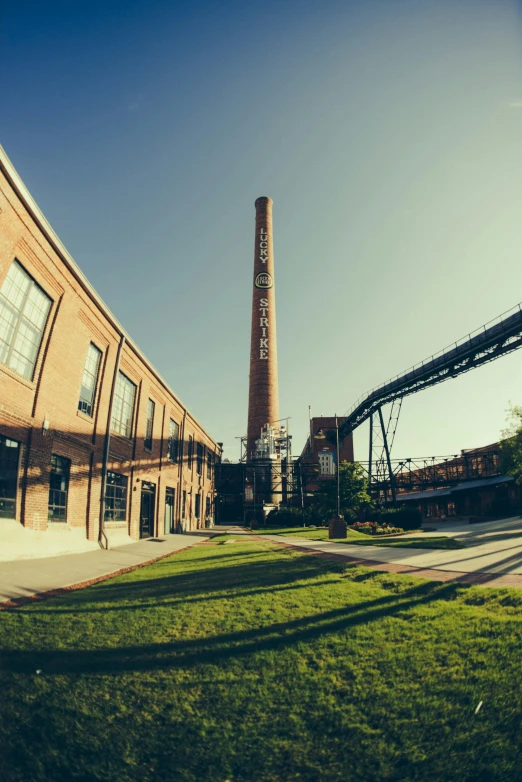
xmin=247 ymin=197 xmax=279 ymax=460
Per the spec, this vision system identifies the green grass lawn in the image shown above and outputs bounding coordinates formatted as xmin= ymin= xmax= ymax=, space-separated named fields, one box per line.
xmin=1 ymin=539 xmax=521 ymax=782
xmin=259 ymin=526 xmax=464 ymax=549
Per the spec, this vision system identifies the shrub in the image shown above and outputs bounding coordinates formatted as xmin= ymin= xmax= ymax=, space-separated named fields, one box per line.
xmin=394 ymin=507 xmax=422 ymax=530
xmin=350 ymin=521 xmax=403 ymax=536
xmin=265 ymin=507 xmax=303 ymax=527
xmin=368 ymin=506 xmax=422 ymax=531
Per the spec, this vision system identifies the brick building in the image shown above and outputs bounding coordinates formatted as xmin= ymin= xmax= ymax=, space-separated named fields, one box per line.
xmin=299 ymin=417 xmax=354 ymax=493
xmin=395 ymin=443 xmax=522 ymax=519
xmin=0 ymin=146 xmax=221 ymax=558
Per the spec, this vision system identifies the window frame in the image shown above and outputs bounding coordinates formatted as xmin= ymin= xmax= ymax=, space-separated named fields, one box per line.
xmin=104 ymin=470 xmax=128 ymax=523
xmin=0 ymin=434 xmax=21 ymax=520
xmin=195 ymin=492 xmax=201 ymax=519
xmin=48 ymin=454 xmax=71 ymax=523
xmin=187 ymin=434 xmax=194 ymax=469
xmin=168 ymin=419 xmax=179 ymax=463
xmin=144 ymin=398 xmax=155 ymax=451
xmin=78 ymin=342 xmax=102 ymax=418
xmin=110 ymin=371 xmax=137 ymax=440
xmin=206 ymin=450 xmax=213 ymax=479
xmin=196 ymin=442 xmax=203 ymax=475
xmin=0 ymin=260 xmax=53 ymax=381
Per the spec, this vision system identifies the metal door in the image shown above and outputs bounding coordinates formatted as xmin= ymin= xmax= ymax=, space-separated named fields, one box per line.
xmin=165 ymin=488 xmax=175 ymax=534
xmin=140 ymin=481 xmax=156 ymax=538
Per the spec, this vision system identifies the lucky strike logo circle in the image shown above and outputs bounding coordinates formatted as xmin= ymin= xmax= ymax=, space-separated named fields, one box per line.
xmin=255 ymin=272 xmax=273 ymax=289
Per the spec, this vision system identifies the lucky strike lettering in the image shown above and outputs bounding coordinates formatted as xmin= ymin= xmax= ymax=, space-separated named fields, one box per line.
xmin=259 ymin=227 xmax=268 ymax=264
xmin=259 ymin=297 xmax=269 ymax=359
xmin=257 ymin=227 xmax=269 ymax=359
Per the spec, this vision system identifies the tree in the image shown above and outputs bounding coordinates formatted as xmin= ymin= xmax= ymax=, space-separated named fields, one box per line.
xmin=311 ymin=461 xmax=373 ymax=522
xmin=500 ymin=406 xmax=522 ymax=484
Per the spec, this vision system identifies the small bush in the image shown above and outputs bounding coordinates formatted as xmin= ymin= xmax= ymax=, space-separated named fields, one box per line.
xmin=350 ymin=521 xmax=403 ymax=536
xmin=265 ymin=507 xmax=303 ymax=527
xmin=368 ymin=506 xmax=422 ymax=531
xmin=394 ymin=507 xmax=423 ymax=530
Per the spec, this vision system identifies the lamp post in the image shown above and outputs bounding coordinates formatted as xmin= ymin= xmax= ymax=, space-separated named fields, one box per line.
xmin=313 ymin=415 xmax=346 ymax=539
xmin=334 ymin=413 xmax=341 ymax=518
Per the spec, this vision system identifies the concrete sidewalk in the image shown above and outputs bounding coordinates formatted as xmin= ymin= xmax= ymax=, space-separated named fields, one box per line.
xmin=0 ymin=533 xmax=208 ymax=604
xmin=259 ymin=521 xmax=522 ymax=588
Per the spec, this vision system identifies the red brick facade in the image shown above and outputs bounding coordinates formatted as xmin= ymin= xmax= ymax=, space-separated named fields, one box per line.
xmin=0 ymin=147 xmax=221 ymax=545
xmin=299 ymin=417 xmax=355 ymax=493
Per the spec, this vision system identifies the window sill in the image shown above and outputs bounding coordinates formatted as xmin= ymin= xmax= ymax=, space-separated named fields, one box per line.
xmin=110 ymin=432 xmax=134 ymax=446
xmin=76 ymin=410 xmax=95 ymax=423
xmin=0 ymin=363 xmax=36 ymax=389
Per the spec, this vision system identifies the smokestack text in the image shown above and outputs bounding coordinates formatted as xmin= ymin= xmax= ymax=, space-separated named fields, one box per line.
xmin=259 ymin=297 xmax=269 ymax=359
xmin=259 ymin=227 xmax=268 ymax=264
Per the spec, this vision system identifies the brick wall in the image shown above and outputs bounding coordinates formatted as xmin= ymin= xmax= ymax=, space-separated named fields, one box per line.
xmin=0 ymin=149 xmax=220 ymax=543
xmin=246 ymin=197 xmax=279 ymax=459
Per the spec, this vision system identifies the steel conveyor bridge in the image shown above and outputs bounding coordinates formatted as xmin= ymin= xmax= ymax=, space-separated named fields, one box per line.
xmin=336 ymin=302 xmax=522 ymax=503
xmin=339 ymin=302 xmax=522 ymax=440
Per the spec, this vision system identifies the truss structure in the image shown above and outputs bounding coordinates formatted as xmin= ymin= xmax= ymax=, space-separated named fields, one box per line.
xmin=339 ymin=303 xmax=522 ymax=440
xmin=360 ymin=447 xmax=501 ymax=496
xmin=215 ymin=446 xmax=502 ymax=520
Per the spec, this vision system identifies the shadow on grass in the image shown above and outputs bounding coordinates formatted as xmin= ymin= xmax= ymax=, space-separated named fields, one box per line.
xmin=0 ymin=574 xmax=462 ymax=676
xmin=27 ymin=577 xmax=339 ymax=615
xmin=12 ymin=548 xmax=344 ymax=613
xmin=425 ymin=542 xmax=522 ymax=572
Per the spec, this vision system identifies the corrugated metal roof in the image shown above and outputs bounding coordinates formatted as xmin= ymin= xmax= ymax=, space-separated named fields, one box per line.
xmin=450 ymin=474 xmax=513 ymax=492
xmin=399 ymin=474 xmax=514 ymax=502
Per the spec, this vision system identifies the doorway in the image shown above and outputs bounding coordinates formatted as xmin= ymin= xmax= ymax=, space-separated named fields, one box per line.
xmin=140 ymin=481 xmax=156 ymax=538
xmin=165 ymin=487 xmax=175 ymax=535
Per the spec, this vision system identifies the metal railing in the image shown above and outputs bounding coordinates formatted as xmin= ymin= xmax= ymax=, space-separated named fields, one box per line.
xmin=339 ymin=302 xmax=522 ymax=438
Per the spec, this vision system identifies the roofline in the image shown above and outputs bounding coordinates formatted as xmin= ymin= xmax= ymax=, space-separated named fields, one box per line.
xmin=0 ymin=144 xmax=220 ymax=452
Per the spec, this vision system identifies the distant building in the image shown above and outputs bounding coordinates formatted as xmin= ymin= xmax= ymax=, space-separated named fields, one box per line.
xmin=298 ymin=416 xmax=354 ymax=495
xmin=396 ymin=442 xmax=521 ymax=519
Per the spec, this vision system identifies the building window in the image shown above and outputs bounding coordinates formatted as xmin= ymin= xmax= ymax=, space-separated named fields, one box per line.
xmin=182 ymin=490 xmax=186 ymax=519
xmin=78 ymin=343 xmax=102 ymax=417
xmin=111 ymin=372 xmax=136 ymax=439
xmin=104 ymin=471 xmax=128 ymax=522
xmin=0 ymin=434 xmax=20 ymax=519
xmin=144 ymin=398 xmax=155 ymax=451
xmin=168 ymin=419 xmax=179 ymax=462
xmin=205 ymin=496 xmax=211 ymax=519
xmin=0 ymin=260 xmax=52 ymax=380
xmin=196 ymin=442 xmax=203 ymax=475
xmin=318 ymin=451 xmax=335 ymax=476
xmin=207 ymin=451 xmax=213 ymax=479
xmin=195 ymin=493 xmax=201 ymax=518
xmin=48 ymin=455 xmax=70 ymax=522
xmin=187 ymin=434 xmax=193 ymax=469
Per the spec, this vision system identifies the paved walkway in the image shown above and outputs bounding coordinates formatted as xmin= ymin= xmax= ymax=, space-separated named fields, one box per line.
xmin=258 ymin=516 xmax=522 ymax=588
xmin=0 ymin=533 xmax=209 ymax=606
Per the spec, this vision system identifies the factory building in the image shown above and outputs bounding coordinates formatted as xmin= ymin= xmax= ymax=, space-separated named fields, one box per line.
xmin=0 ymin=146 xmax=221 ymax=559
xmin=298 ymin=416 xmax=354 ymax=492
xmin=395 ymin=443 xmax=522 ymax=520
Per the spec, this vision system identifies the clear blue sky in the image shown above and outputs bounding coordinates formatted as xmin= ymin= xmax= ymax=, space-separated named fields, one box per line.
xmin=3 ymin=0 xmax=522 ymax=461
